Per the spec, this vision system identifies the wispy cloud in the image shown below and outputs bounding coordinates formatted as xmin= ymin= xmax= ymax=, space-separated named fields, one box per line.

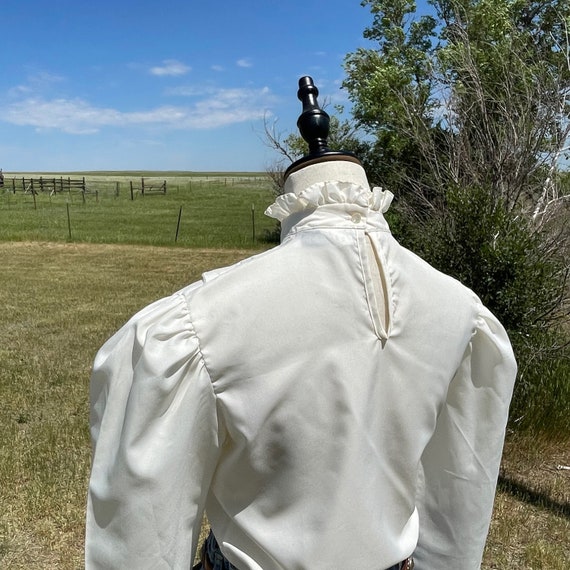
xmin=149 ymin=59 xmax=191 ymax=76
xmin=0 ymin=87 xmax=275 ymax=134
xmin=211 ymin=65 xmax=224 ymax=72
xmin=236 ymin=58 xmax=253 ymax=68
xmin=27 ymin=71 xmax=66 ymax=86
xmin=8 ymin=71 xmax=65 ymax=98
xmin=7 ymin=84 xmax=33 ymax=97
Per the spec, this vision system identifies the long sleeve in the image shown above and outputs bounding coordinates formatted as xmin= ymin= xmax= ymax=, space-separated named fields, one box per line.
xmin=414 ymin=303 xmax=517 ymax=569
xmin=86 ymin=288 xmax=223 ymax=569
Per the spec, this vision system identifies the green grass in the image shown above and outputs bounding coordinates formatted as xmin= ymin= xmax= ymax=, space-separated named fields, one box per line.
xmin=508 ymin=337 xmax=570 ymax=437
xmin=0 ymin=172 xmax=278 ymax=248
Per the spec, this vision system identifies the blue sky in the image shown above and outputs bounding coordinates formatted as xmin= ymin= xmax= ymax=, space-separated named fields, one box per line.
xmin=0 ymin=1 xmax=423 ymax=172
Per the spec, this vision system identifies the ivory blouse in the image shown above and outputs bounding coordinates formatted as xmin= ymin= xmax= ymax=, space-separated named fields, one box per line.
xmin=86 ymin=181 xmax=517 ymax=569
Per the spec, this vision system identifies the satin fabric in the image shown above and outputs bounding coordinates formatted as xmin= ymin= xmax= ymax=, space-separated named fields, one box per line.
xmin=86 ymin=181 xmax=516 ymax=569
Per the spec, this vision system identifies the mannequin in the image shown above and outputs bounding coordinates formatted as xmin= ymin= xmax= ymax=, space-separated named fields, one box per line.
xmin=86 ymin=77 xmax=516 ymax=570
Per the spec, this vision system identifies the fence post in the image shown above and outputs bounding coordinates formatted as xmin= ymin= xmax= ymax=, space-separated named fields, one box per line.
xmin=175 ymin=206 xmax=183 ymax=243
xmin=130 ymin=181 xmax=134 ymax=200
xmin=141 ymin=177 xmax=145 ymax=196
xmin=251 ymin=203 xmax=255 ymax=243
xmin=66 ymin=203 xmax=72 ymax=240
xmin=115 ymin=181 xmax=119 ymax=197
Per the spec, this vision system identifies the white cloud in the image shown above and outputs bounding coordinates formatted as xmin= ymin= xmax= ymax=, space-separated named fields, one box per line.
xmin=236 ymin=58 xmax=253 ymax=68
xmin=149 ymin=59 xmax=191 ymax=76
xmin=211 ymin=65 xmax=224 ymax=72
xmin=0 ymin=87 xmax=276 ymax=133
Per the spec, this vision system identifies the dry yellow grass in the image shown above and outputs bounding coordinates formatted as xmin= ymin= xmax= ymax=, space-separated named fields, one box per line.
xmin=0 ymin=242 xmax=257 ymax=569
xmin=0 ymin=242 xmax=568 ymax=568
xmin=483 ymin=435 xmax=570 ymax=568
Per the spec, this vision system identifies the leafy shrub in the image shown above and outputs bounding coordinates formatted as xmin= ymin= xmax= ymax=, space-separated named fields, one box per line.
xmin=392 ymin=185 xmax=569 ymax=436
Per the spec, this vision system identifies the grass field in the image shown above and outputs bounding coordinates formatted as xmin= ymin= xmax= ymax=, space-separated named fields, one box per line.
xmin=1 ymin=240 xmax=568 ymax=568
xmin=0 ymin=172 xmax=278 ymax=248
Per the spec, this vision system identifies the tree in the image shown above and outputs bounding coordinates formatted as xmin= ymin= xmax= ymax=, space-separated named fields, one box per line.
xmin=342 ymin=0 xmax=569 ymax=309
xmin=343 ymin=0 xmax=570 ymax=433
xmin=344 ymin=0 xmax=570 ymax=221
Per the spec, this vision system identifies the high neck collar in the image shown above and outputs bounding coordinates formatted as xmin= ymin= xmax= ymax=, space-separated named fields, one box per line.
xmin=265 ymin=180 xmax=394 ymax=240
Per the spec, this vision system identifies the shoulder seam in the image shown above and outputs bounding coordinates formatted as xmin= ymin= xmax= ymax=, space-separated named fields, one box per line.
xmin=174 ymin=291 xmax=216 ymax=388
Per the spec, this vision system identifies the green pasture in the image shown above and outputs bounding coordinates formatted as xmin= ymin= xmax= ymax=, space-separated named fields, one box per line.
xmin=0 ymin=172 xmax=278 ymax=248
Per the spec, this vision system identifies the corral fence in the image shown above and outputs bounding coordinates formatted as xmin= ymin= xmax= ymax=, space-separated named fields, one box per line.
xmin=129 ymin=178 xmax=167 ymax=199
xmin=3 ymin=176 xmax=172 ymax=205
xmin=6 ymin=176 xmax=94 ymax=208
xmin=8 ymin=176 xmax=87 ymax=195
xmin=3 ymin=175 xmax=268 ymax=195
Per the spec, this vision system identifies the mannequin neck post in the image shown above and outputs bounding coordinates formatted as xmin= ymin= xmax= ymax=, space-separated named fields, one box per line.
xmin=283 ymin=158 xmax=371 ymax=195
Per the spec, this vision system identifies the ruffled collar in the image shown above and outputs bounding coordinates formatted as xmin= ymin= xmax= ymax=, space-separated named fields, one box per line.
xmin=265 ymin=180 xmax=394 ymax=221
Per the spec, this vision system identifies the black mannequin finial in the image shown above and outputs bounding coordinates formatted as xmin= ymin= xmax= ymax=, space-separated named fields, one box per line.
xmin=296 ymin=77 xmax=331 ymax=155
xmin=285 ymin=76 xmax=360 ymax=177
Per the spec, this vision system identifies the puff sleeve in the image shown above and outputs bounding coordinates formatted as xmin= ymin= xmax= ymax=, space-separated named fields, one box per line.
xmin=414 ymin=302 xmax=517 ymax=569
xmin=85 ymin=287 xmax=223 ymax=569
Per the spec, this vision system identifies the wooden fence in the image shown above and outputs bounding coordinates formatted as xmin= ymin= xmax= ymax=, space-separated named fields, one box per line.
xmin=6 ymin=176 xmax=87 ymax=195
xmin=3 ymin=176 xmax=168 ymax=201
xmin=129 ymin=178 xmax=167 ymax=199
